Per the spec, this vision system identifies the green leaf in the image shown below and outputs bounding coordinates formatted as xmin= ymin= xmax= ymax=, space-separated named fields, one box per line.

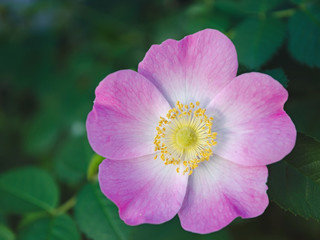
xmin=0 ymin=214 xmax=6 ymax=225
xmin=152 ymin=9 xmax=230 ymax=45
xmin=17 ymin=214 xmax=80 ymax=240
xmin=232 ymin=18 xmax=285 ymax=69
xmin=0 ymin=225 xmax=15 ymax=240
xmin=288 ymin=6 xmax=320 ymax=68
xmin=0 ymin=167 xmax=59 ymax=214
xmin=23 ymin=110 xmax=63 ymax=155
xmin=130 ymin=217 xmax=231 ymax=240
xmin=215 ymin=0 xmax=286 ymax=16
xmin=181 ymin=5 xmax=230 ymax=35
xmin=75 ymin=184 xmax=231 ymax=240
xmin=152 ymin=15 xmax=188 ymax=44
xmin=290 ymin=0 xmax=303 ymax=3
xmin=268 ymin=162 xmax=320 ymax=220
xmin=268 ymin=133 xmax=320 ymax=220
xmin=283 ymin=133 xmax=320 ymax=184
xmin=54 ymin=135 xmax=93 ymax=185
xmin=286 ymin=97 xmax=320 ymax=140
xmin=290 ymin=0 xmax=318 ymax=5
xmin=264 ymin=68 xmax=288 ymax=88
xmin=75 ymin=183 xmax=131 ymax=240
xmin=182 ymin=13 xmax=230 ymax=36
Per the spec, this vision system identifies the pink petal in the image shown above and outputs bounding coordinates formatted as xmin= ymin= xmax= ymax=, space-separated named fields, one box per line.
xmin=86 ymin=70 xmax=170 ymax=160
xmin=138 ymin=29 xmax=238 ymax=107
xmin=98 ymin=154 xmax=188 ymax=225
xmin=207 ymin=72 xmax=296 ymax=166
xmin=178 ymin=155 xmax=268 ymax=234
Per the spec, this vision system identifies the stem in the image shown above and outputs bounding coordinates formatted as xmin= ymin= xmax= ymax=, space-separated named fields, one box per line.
xmin=272 ymin=8 xmax=296 ymax=18
xmin=19 ymin=211 xmax=49 ymax=229
xmin=53 ymin=196 xmax=76 ymax=215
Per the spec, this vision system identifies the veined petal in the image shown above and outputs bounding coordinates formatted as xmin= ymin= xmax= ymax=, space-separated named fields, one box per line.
xmin=178 ymin=155 xmax=268 ymax=234
xmin=98 ymin=154 xmax=188 ymax=225
xmin=207 ymin=72 xmax=296 ymax=166
xmin=138 ymin=29 xmax=238 ymax=107
xmin=86 ymin=70 xmax=170 ymax=160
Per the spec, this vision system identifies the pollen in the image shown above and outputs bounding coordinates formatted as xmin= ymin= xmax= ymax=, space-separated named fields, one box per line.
xmin=154 ymin=101 xmax=217 ymax=175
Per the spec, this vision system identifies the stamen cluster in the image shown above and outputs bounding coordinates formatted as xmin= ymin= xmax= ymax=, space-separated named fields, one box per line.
xmin=154 ymin=101 xmax=217 ymax=175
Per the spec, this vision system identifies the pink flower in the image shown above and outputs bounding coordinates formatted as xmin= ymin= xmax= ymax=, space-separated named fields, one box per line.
xmin=86 ymin=29 xmax=296 ymax=234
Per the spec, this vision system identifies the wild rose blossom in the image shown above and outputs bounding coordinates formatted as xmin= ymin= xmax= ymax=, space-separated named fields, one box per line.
xmin=86 ymin=29 xmax=296 ymax=234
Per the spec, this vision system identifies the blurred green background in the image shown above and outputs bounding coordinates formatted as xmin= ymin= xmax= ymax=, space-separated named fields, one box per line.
xmin=1 ymin=0 xmax=320 ymax=239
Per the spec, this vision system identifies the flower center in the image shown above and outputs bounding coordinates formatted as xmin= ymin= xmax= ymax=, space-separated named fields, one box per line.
xmin=154 ymin=101 xmax=217 ymax=175
xmin=176 ymin=127 xmax=197 ymax=148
